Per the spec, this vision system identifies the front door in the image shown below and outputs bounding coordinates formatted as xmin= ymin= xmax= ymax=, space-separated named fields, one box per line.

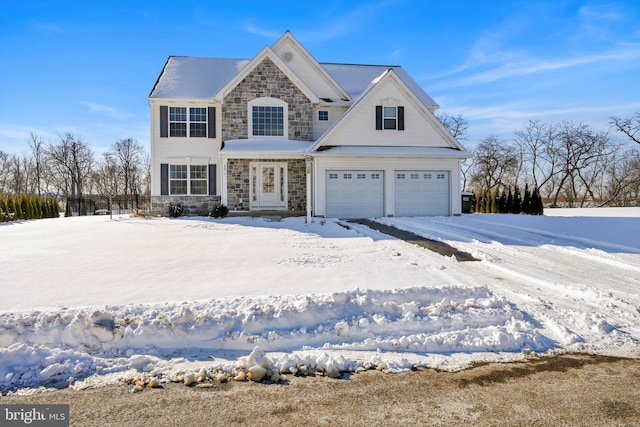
xmin=251 ymin=162 xmax=288 ymax=210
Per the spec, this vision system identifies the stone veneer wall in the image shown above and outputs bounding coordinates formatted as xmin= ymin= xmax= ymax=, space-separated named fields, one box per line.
xmin=151 ymin=196 xmax=221 ymax=216
xmin=227 ymin=159 xmax=306 ymax=211
xmin=222 ymin=57 xmax=313 ymax=141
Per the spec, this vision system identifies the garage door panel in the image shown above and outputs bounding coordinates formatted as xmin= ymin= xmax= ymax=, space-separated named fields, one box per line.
xmin=395 ymin=171 xmax=449 ymax=216
xmin=326 ymin=171 xmax=384 ymax=218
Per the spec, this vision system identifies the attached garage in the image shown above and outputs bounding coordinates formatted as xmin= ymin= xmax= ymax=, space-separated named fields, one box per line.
xmin=394 ymin=170 xmax=450 ymax=216
xmin=325 ymin=170 xmax=384 ymax=218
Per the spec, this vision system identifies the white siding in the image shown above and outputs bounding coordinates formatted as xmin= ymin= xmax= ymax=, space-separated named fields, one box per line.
xmin=149 ymin=101 xmax=222 ymax=196
xmin=313 ymin=105 xmax=348 ymax=140
xmin=320 ymin=78 xmax=453 ymax=148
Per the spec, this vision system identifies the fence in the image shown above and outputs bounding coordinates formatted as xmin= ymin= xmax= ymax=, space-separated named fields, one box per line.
xmin=66 ymin=195 xmax=151 ymax=216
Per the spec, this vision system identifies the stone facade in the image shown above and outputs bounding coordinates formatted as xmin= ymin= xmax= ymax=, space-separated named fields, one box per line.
xmin=227 ymin=159 xmax=306 ymax=211
xmin=222 ymin=57 xmax=313 ymax=141
xmin=151 ymin=195 xmax=221 ymax=216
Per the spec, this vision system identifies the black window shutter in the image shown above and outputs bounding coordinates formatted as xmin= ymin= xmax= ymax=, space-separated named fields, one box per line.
xmin=160 ymin=164 xmax=168 ymax=195
xmin=208 ymin=107 xmax=216 ymax=138
xmin=398 ymin=106 xmax=405 ymax=131
xmin=160 ymin=106 xmax=168 ymax=138
xmin=375 ymin=106 xmax=382 ymax=130
xmin=208 ymin=164 xmax=217 ymax=195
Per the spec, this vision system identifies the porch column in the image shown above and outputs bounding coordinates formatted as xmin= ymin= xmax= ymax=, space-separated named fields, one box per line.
xmin=305 ymin=158 xmax=312 ymax=224
xmin=221 ymin=158 xmax=228 ymax=206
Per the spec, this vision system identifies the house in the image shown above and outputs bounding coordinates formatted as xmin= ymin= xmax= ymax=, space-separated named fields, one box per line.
xmin=148 ymin=31 xmax=470 ymax=220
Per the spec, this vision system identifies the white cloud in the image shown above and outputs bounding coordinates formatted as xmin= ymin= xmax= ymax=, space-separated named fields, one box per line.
xmin=80 ymin=102 xmax=135 ymax=121
xmin=440 ymin=46 xmax=640 ymax=88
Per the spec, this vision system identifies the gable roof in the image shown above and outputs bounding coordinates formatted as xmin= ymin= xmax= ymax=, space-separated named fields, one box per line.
xmin=271 ymin=31 xmax=351 ymax=102
xmin=213 ymin=45 xmax=321 ymax=103
xmin=310 ymin=68 xmax=466 ymax=152
xmin=149 ymin=33 xmax=439 ymax=109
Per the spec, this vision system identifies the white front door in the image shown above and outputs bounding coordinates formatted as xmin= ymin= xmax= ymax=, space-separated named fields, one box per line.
xmin=251 ymin=162 xmax=288 ymax=210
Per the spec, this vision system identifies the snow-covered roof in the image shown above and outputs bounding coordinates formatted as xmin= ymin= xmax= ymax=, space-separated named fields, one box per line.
xmin=149 ymin=57 xmax=250 ymax=99
xmin=321 ymin=63 xmax=438 ymax=108
xmin=312 ymin=146 xmax=471 ymax=158
xmin=221 ymin=138 xmax=315 ymax=156
xmin=149 ymin=57 xmax=438 ymax=108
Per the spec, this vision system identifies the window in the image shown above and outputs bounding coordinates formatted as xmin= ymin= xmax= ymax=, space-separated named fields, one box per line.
xmin=343 ymin=173 xmax=352 ymax=179
xmin=397 ymin=173 xmax=406 ymax=179
xmin=371 ymin=173 xmax=380 ymax=179
xmin=424 ymin=173 xmax=432 ymax=180
xmin=170 ymin=164 xmax=207 ymax=195
xmin=329 ymin=173 xmax=338 ymax=179
xmin=318 ymin=110 xmax=328 ymax=121
xmin=169 ymin=107 xmax=208 ymax=137
xmin=383 ymin=107 xmax=397 ymax=130
xmin=357 ymin=173 xmax=366 ymax=179
xmin=189 ymin=108 xmax=207 ymax=137
xmin=169 ymin=107 xmax=187 ymax=137
xmin=410 ymin=173 xmax=419 ymax=179
xmin=252 ymin=106 xmax=284 ymax=136
xmin=170 ymin=165 xmax=187 ymax=194
xmin=376 ymin=105 xmax=404 ymax=131
xmin=190 ymin=165 xmax=208 ymax=194
xmin=437 ymin=173 xmax=446 ymax=180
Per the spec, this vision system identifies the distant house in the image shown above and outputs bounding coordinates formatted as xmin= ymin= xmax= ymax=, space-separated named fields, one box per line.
xmin=148 ymin=31 xmax=470 ymax=219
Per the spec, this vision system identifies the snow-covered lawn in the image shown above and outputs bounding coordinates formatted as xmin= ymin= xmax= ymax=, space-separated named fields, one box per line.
xmin=1 ymin=208 xmax=639 ymax=393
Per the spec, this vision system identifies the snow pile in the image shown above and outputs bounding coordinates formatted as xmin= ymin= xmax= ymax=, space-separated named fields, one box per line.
xmin=1 ymin=208 xmax=638 ymax=394
xmin=0 ymin=286 xmax=550 ymax=393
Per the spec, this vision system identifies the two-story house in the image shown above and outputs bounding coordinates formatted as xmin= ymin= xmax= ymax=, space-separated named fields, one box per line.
xmin=148 ymin=31 xmax=470 ymax=220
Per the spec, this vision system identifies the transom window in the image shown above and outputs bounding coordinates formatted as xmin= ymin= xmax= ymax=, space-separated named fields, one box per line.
xmin=252 ymin=106 xmax=284 ymax=136
xmin=383 ymin=107 xmax=397 ymax=130
xmin=318 ymin=110 xmax=328 ymax=121
xmin=170 ymin=164 xmax=207 ymax=195
xmin=169 ymin=107 xmax=207 ymax=137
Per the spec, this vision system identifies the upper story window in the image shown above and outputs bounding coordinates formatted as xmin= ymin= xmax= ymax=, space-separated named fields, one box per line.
xmin=252 ymin=106 xmax=284 ymax=136
xmin=376 ymin=105 xmax=404 ymax=131
xmin=161 ymin=106 xmax=215 ymax=139
xmin=189 ymin=108 xmax=207 ymax=137
xmin=169 ymin=107 xmax=187 ymax=137
xmin=248 ymin=97 xmax=288 ymax=139
xmin=318 ymin=110 xmax=328 ymax=121
xmin=383 ymin=107 xmax=397 ymax=130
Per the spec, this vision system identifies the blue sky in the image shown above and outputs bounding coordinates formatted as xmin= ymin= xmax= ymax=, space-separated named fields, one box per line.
xmin=1 ymin=0 xmax=639 ymax=156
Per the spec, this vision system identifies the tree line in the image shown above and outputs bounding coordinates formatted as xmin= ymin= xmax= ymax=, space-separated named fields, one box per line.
xmin=0 ymin=133 xmax=150 ymax=217
xmin=439 ymin=111 xmax=640 ymax=209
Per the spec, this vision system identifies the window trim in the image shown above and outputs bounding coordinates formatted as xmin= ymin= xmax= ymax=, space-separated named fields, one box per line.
xmin=169 ymin=164 xmax=208 ymax=195
xmin=168 ymin=106 xmax=208 ymax=138
xmin=248 ymin=98 xmax=288 ymax=139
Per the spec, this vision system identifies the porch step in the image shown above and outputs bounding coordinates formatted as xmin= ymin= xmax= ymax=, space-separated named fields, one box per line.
xmin=227 ymin=210 xmax=305 ymax=219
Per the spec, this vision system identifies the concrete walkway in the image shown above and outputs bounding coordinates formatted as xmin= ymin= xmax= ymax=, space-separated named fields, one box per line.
xmin=348 ymin=219 xmax=479 ymax=262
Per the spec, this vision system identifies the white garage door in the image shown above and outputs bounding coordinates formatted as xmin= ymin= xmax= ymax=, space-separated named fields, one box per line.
xmin=394 ymin=171 xmax=450 ymax=216
xmin=325 ymin=171 xmax=384 ymax=218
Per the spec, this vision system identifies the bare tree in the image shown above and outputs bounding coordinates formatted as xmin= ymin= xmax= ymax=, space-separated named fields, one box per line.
xmin=514 ymin=120 xmax=561 ymax=192
xmin=93 ymin=155 xmax=119 ymax=219
xmin=436 ymin=112 xmax=469 ymax=140
xmin=552 ymin=122 xmax=617 ymax=207
xmin=29 ymin=132 xmax=46 ymax=196
xmin=610 ymin=112 xmax=639 ymax=145
xmin=46 ymin=133 xmax=94 ymax=197
xmin=470 ymin=136 xmax=519 ymax=195
xmin=107 ymin=138 xmax=144 ymax=197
